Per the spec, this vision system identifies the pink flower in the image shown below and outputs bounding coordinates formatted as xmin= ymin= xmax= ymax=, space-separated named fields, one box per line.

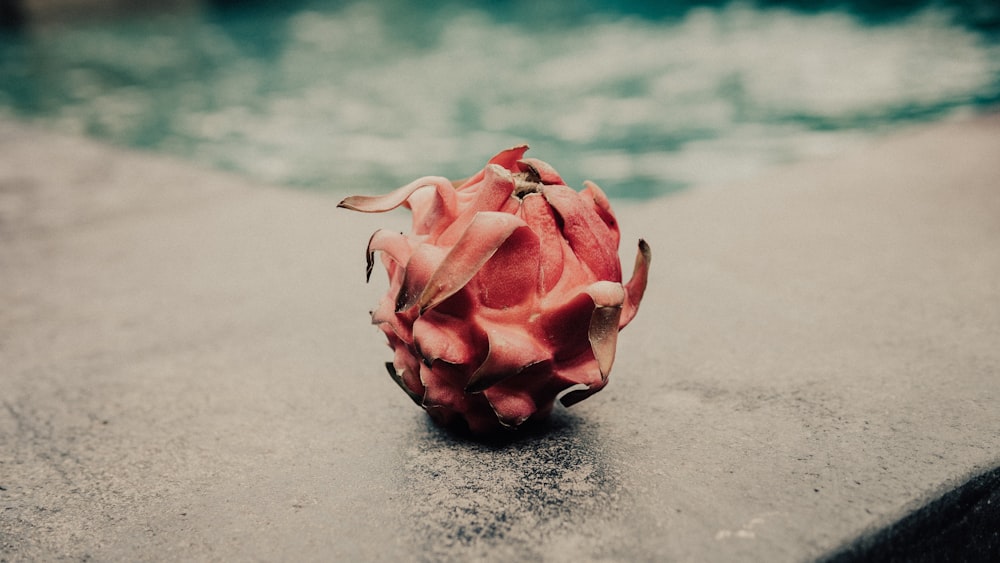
xmin=339 ymin=145 xmax=650 ymax=433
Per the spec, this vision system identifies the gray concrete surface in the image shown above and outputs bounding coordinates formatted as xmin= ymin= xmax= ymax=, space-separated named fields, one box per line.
xmin=1 ymin=115 xmax=998 ymax=561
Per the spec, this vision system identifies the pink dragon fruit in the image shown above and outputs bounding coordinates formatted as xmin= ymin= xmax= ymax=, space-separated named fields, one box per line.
xmin=339 ymin=145 xmax=650 ymax=433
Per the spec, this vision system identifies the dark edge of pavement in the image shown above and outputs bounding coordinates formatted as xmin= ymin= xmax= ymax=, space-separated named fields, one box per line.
xmin=820 ymin=465 xmax=1000 ymax=563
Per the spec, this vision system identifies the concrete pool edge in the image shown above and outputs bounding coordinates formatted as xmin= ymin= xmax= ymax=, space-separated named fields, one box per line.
xmin=2 ymin=113 xmax=999 ymax=561
xmin=820 ymin=463 xmax=1000 ymax=562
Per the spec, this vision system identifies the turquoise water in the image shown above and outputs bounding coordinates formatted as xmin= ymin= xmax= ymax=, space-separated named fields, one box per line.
xmin=1 ymin=1 xmax=998 ymax=198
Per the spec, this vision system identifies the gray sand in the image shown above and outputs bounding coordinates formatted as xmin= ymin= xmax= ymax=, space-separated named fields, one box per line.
xmin=2 ymin=115 xmax=999 ymax=561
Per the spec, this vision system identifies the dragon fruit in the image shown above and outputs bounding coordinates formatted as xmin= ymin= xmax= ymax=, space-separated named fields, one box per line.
xmin=339 ymin=145 xmax=650 ymax=433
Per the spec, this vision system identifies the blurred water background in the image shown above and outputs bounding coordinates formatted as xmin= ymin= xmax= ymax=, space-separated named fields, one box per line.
xmin=1 ymin=0 xmax=998 ymax=199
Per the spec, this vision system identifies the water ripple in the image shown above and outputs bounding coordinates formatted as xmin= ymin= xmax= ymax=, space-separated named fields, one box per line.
xmin=1 ymin=1 xmax=997 ymax=197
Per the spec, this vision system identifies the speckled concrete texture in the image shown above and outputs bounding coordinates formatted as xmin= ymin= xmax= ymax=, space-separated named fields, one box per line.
xmin=1 ymin=115 xmax=998 ymax=561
